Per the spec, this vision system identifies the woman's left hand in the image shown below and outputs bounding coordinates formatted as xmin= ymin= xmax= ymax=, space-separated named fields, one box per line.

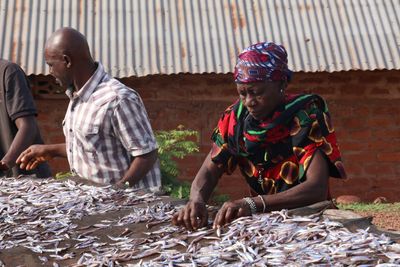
xmin=213 ymin=199 xmax=252 ymax=228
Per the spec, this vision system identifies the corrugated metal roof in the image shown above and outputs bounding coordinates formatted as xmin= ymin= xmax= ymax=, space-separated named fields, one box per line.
xmin=1 ymin=0 xmax=399 ymax=77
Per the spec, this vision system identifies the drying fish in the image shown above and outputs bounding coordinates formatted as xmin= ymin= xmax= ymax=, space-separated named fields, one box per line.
xmin=2 ymin=177 xmax=400 ymax=266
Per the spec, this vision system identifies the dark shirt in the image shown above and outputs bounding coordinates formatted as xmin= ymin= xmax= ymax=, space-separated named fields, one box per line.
xmin=0 ymin=59 xmax=51 ymax=178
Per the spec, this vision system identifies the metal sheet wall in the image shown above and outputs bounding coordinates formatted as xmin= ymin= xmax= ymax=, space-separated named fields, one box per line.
xmin=0 ymin=0 xmax=399 ymax=77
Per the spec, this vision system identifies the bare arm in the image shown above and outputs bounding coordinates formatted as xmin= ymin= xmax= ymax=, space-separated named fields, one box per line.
xmin=189 ymin=151 xmax=225 ymax=204
xmin=16 ymin=143 xmax=67 ymax=171
xmin=213 ymin=150 xmax=330 ymax=227
xmin=117 ymin=149 xmax=158 ymax=186
xmin=0 ymin=116 xmax=37 ymax=169
xmin=261 ymin=150 xmax=329 ymax=210
xmin=172 ymin=150 xmax=224 ymax=230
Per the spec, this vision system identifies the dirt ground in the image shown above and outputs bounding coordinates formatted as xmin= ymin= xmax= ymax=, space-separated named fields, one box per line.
xmin=354 ymin=211 xmax=400 ymax=232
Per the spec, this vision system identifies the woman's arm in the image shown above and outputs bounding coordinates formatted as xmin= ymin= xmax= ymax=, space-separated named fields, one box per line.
xmin=213 ymin=150 xmax=329 ymax=227
xmin=172 ymin=151 xmax=225 ymax=230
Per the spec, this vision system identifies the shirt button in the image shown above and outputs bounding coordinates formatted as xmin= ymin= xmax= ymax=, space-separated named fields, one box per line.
xmin=69 ymin=149 xmax=72 ymax=152
xmin=69 ymin=129 xmax=73 ymax=132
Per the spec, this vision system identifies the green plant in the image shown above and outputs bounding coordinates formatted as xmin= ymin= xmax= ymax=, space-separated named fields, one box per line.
xmin=337 ymin=203 xmax=400 ymax=212
xmin=55 ymin=171 xmax=73 ymax=179
xmin=156 ymin=126 xmax=199 ymax=199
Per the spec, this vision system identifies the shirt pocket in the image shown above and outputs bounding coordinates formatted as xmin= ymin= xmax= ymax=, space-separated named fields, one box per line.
xmin=75 ymin=123 xmax=101 ymax=159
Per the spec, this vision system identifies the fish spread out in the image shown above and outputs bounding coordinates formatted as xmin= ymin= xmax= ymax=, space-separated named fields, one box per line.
xmin=1 ymin=177 xmax=400 ymax=266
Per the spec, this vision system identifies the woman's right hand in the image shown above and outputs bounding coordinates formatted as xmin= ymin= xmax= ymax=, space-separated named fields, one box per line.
xmin=16 ymin=145 xmax=54 ymax=171
xmin=172 ymin=200 xmax=208 ymax=231
xmin=0 ymin=161 xmax=10 ymax=171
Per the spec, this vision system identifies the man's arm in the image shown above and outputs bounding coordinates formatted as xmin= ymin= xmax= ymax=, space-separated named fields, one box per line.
xmin=0 ymin=116 xmax=37 ymax=170
xmin=16 ymin=143 xmax=67 ymax=171
xmin=117 ymin=149 xmax=158 ymax=186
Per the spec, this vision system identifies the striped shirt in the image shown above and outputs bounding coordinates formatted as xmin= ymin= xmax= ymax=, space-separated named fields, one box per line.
xmin=63 ymin=62 xmax=161 ymax=191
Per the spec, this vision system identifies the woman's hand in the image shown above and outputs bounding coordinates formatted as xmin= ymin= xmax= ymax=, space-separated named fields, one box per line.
xmin=172 ymin=200 xmax=208 ymax=231
xmin=213 ymin=199 xmax=252 ymax=228
xmin=0 ymin=161 xmax=10 ymax=171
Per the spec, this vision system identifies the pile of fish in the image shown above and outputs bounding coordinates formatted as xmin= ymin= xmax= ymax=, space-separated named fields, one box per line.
xmin=1 ymin=177 xmax=400 ymax=266
xmin=0 ymin=177 xmax=164 ymax=263
xmin=137 ymin=212 xmax=400 ymax=266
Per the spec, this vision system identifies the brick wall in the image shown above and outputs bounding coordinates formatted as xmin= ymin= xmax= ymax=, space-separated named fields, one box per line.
xmin=29 ymin=70 xmax=400 ymax=201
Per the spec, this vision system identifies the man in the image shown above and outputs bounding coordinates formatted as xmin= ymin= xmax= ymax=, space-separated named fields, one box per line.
xmin=0 ymin=59 xmax=51 ymax=178
xmin=17 ymin=28 xmax=161 ymax=191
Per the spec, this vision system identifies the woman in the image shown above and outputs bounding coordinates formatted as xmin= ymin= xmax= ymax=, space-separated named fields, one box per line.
xmin=172 ymin=42 xmax=347 ymax=230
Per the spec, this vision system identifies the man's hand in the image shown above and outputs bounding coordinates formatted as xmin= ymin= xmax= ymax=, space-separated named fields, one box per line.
xmin=213 ymin=199 xmax=252 ymax=228
xmin=16 ymin=145 xmax=54 ymax=171
xmin=114 ymin=179 xmax=130 ymax=189
xmin=0 ymin=161 xmax=10 ymax=171
xmin=172 ymin=200 xmax=208 ymax=231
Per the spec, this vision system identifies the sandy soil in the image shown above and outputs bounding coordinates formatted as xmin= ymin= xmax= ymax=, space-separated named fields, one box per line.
xmin=354 ymin=211 xmax=400 ymax=232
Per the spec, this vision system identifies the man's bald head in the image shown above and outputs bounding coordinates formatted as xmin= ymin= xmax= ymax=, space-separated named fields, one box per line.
xmin=44 ymin=28 xmax=96 ymax=89
xmin=45 ymin=27 xmax=92 ymax=61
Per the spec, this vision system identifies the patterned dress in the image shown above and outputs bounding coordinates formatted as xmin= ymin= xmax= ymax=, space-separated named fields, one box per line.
xmin=211 ymin=93 xmax=347 ymax=196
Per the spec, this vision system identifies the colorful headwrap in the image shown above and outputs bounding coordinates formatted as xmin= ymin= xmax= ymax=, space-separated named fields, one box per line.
xmin=234 ymin=42 xmax=292 ymax=83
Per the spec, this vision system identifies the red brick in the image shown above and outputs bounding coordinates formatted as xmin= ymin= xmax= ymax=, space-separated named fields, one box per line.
xmin=339 ymin=118 xmax=366 ymax=129
xmin=205 ymin=75 xmax=235 ymax=86
xmin=363 ymin=164 xmax=395 ymax=176
xmin=177 ymin=155 xmax=204 ymax=168
xmin=367 ymin=117 xmax=394 ymax=127
xmin=343 ymin=152 xmax=376 ymax=163
xmin=367 ymin=141 xmax=400 ymax=151
xmin=352 ymin=106 xmax=370 ymax=117
xmin=359 ymin=73 xmax=383 ymax=83
xmin=339 ymin=142 xmax=365 ymax=151
xmin=343 ymin=163 xmax=364 ymax=174
xmin=330 ymin=178 xmax=367 ymax=196
xmin=287 ymin=87 xmax=311 ymax=94
xmin=370 ymin=177 xmax=399 ymax=189
xmin=40 ymin=124 xmax=59 ymax=133
xmin=334 ymin=177 xmax=371 ymax=187
xmin=339 ymin=85 xmax=367 ymax=96
xmin=218 ymin=173 xmax=249 ymax=199
xmin=330 ymin=105 xmax=353 ymax=117
xmin=387 ymin=76 xmax=400 ymax=83
xmin=370 ymin=105 xmax=399 ymax=116
xmin=156 ymin=87 xmax=190 ymax=100
xmin=134 ymin=88 xmax=157 ymax=99
xmin=363 ymin=188 xmax=399 ymax=202
xmin=343 ymin=129 xmax=372 ymax=141
xmin=377 ymin=152 xmax=400 ymax=162
xmin=373 ymin=129 xmax=400 ymax=139
xmin=312 ymin=87 xmax=336 ymax=95
xmin=327 ymin=73 xmax=353 ymax=83
xmin=369 ymin=87 xmax=391 ymax=95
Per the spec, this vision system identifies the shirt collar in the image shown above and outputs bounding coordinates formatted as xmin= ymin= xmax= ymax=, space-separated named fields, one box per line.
xmin=66 ymin=62 xmax=107 ymax=102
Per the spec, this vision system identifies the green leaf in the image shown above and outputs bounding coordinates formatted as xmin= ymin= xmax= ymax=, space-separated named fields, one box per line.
xmin=156 ymin=126 xmax=199 ymax=199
